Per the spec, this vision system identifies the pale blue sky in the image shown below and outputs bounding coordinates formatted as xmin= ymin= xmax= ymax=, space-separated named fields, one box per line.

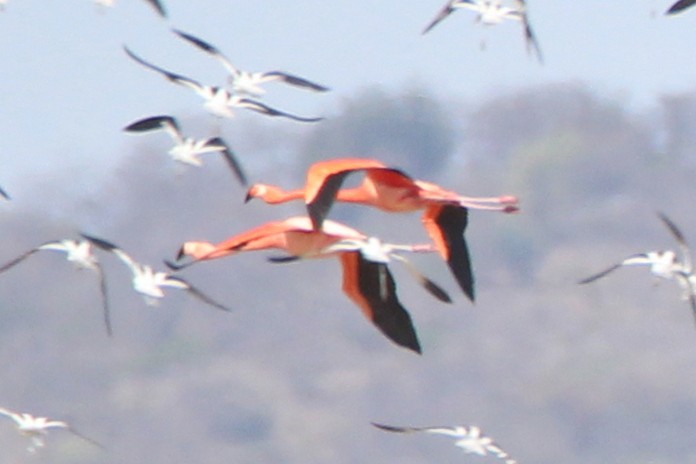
xmin=1 ymin=0 xmax=695 ymax=205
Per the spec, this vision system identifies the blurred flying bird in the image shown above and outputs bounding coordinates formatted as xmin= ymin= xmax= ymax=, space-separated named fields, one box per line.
xmin=123 ymin=115 xmax=247 ymax=186
xmin=423 ymin=0 xmax=542 ymax=63
xmin=372 ymin=422 xmax=517 ymax=464
xmin=245 ymin=158 xmax=519 ymax=302
xmin=0 ymin=185 xmax=8 ymax=199
xmin=172 ymin=29 xmax=330 ymax=98
xmin=0 ymin=238 xmax=112 ymax=335
xmin=124 ymin=47 xmax=324 ymax=122
xmin=169 ymin=216 xmax=450 ymax=353
xmin=81 ymin=234 xmax=231 ymax=314
xmin=579 ymin=212 xmax=696 ymax=325
xmin=92 ymin=0 xmax=167 ymax=17
xmin=0 ymin=407 xmax=104 ymax=453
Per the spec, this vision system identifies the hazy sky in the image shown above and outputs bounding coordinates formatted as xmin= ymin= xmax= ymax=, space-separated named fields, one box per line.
xmin=1 ymin=0 xmax=695 ymax=205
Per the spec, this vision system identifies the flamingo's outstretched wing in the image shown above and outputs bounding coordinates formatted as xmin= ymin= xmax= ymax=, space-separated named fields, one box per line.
xmin=303 ymin=158 xmax=390 ymax=230
xmin=341 ymin=252 xmax=421 ymax=354
xmin=422 ymin=205 xmax=474 ymax=301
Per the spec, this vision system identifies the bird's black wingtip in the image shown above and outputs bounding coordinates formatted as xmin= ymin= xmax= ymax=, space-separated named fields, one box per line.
xmin=164 ymin=259 xmax=184 ymax=271
xmin=80 ymin=233 xmax=119 ymax=251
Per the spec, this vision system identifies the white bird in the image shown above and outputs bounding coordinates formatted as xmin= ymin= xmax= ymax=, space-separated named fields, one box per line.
xmin=123 ymin=115 xmax=247 ymax=186
xmin=666 ymin=0 xmax=696 ymax=14
xmin=580 ymin=213 xmax=696 ymax=325
xmin=81 ymin=234 xmax=232 ymax=313
xmin=92 ymin=0 xmax=166 ymax=17
xmin=172 ymin=29 xmax=330 ymax=98
xmin=423 ymin=0 xmax=542 ymax=63
xmin=124 ymin=47 xmax=324 ymax=122
xmin=0 ymin=238 xmax=112 ymax=335
xmin=372 ymin=422 xmax=517 ymax=464
xmin=0 ymin=406 xmax=104 ymax=453
xmin=317 ymin=236 xmax=451 ymax=303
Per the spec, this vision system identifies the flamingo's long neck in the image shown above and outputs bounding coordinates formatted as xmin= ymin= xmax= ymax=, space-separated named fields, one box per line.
xmin=261 ymin=186 xmax=305 ymax=204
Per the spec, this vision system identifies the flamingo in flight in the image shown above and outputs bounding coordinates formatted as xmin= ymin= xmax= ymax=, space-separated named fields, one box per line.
xmin=245 ymin=158 xmax=519 ymax=302
xmin=0 ymin=406 xmax=104 ymax=453
xmin=168 ymin=216 xmax=451 ymax=353
xmin=93 ymin=0 xmax=167 ymax=17
xmin=81 ymin=234 xmax=231 ymax=315
xmin=123 ymin=115 xmax=247 ymax=186
xmin=423 ymin=0 xmax=542 ymax=63
xmin=666 ymin=0 xmax=696 ymax=14
xmin=579 ymin=212 xmax=696 ymax=326
xmin=172 ymin=29 xmax=330 ymax=98
xmin=372 ymin=422 xmax=517 ymax=464
xmin=124 ymin=47 xmax=324 ymax=123
xmin=0 ymin=237 xmax=112 ymax=336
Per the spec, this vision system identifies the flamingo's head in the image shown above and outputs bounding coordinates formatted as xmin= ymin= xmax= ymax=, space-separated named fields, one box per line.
xmin=245 ymin=184 xmax=267 ymax=203
xmin=179 ymin=241 xmax=217 ymax=260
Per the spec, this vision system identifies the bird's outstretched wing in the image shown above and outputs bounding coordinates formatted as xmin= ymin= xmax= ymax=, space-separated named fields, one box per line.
xmin=340 ymin=253 xmax=421 ymax=354
xmin=80 ymin=233 xmax=138 ymax=272
xmin=0 ymin=247 xmax=43 ymax=274
xmin=0 ymin=407 xmax=21 ymax=424
xmin=658 ymin=212 xmax=691 ymax=271
xmin=123 ymin=115 xmax=182 ymax=142
xmin=144 ymin=0 xmax=166 ymax=17
xmin=165 ymin=275 xmax=232 ymax=312
xmin=423 ymin=0 xmax=463 ymax=34
xmin=124 ymin=46 xmax=207 ymax=96
xmin=372 ymin=422 xmax=464 ymax=437
xmin=422 ymin=205 xmax=474 ymax=302
xmin=304 ymin=160 xmax=399 ymax=230
xmin=307 ymin=171 xmax=353 ymax=231
xmin=236 ymin=98 xmax=324 ymax=123
xmin=51 ymin=423 xmax=106 ymax=450
xmin=261 ymin=71 xmax=330 ymax=92
xmin=204 ymin=137 xmax=248 ymax=187
xmin=382 ymin=253 xmax=451 ymax=304
xmin=578 ymin=263 xmax=623 ymax=284
xmin=94 ymin=264 xmax=112 ymax=337
xmin=172 ymin=28 xmax=239 ymax=76
xmin=522 ymin=15 xmax=543 ymax=64
xmin=666 ymin=0 xmax=696 ymax=14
